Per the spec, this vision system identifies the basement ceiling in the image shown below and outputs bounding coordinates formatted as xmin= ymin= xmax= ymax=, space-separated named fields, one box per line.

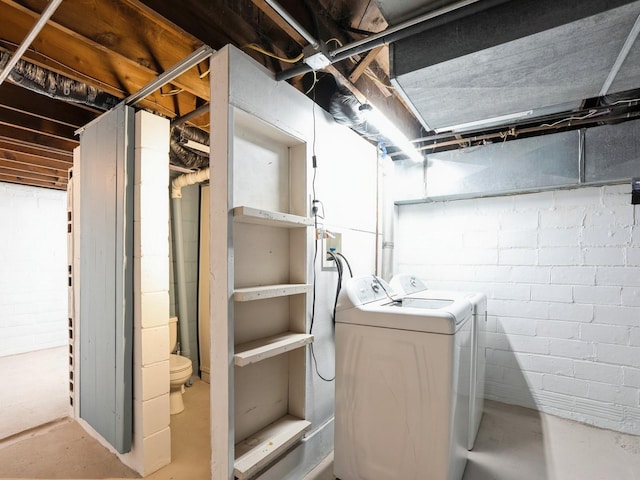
xmin=0 ymin=0 xmax=639 ymax=190
xmin=390 ymin=0 xmax=640 ymax=132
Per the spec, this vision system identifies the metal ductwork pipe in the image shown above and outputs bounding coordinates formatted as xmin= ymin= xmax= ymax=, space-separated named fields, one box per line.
xmin=0 ymin=51 xmax=120 ymax=110
xmin=170 ymin=125 xmax=210 ymax=169
xmin=0 ymin=0 xmax=63 ymax=86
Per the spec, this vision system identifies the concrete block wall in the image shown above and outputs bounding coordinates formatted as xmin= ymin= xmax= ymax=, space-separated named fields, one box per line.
xmin=129 ymin=110 xmax=171 ymax=475
xmin=0 ymin=182 xmax=67 ymax=356
xmin=396 ymin=184 xmax=640 ymax=434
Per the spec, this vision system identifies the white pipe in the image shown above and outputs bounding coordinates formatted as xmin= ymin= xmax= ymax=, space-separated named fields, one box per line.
xmin=380 ymin=155 xmax=395 ymax=281
xmin=171 ymin=167 xmax=210 ymax=199
xmin=0 ymin=0 xmax=64 ymax=86
xmin=170 ymin=167 xmax=210 ymax=378
xmin=171 ymin=198 xmax=192 ymax=365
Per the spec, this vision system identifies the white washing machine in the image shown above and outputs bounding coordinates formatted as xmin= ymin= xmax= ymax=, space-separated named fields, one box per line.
xmin=334 ymin=275 xmax=472 ymax=480
xmin=390 ymin=274 xmax=487 ymax=450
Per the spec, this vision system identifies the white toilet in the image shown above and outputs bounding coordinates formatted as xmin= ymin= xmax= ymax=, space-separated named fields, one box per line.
xmin=169 ymin=316 xmax=193 ymax=415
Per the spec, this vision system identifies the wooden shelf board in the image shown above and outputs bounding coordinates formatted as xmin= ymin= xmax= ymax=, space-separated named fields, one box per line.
xmin=233 ymin=284 xmax=312 ymax=302
xmin=233 ymin=206 xmax=313 ymax=228
xmin=234 ymin=415 xmax=312 ymax=480
xmin=234 ymin=332 xmax=314 ymax=367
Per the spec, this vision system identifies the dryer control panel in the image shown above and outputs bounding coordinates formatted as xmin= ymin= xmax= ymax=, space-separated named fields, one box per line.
xmin=337 ymin=275 xmax=395 ymax=309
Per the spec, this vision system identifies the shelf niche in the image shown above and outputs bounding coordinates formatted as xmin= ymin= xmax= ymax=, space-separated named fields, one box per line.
xmin=227 ymin=107 xmax=312 ymax=479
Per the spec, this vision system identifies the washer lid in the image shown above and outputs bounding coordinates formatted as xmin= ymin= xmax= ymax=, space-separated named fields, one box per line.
xmin=404 ymin=289 xmax=487 ymax=314
xmin=337 ymin=298 xmax=473 ymax=334
xmin=389 ymin=274 xmax=428 ymax=296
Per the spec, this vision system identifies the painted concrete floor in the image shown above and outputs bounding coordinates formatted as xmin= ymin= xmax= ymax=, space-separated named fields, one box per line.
xmin=2 ymin=348 xmax=640 ymax=479
xmin=305 ymin=400 xmax=640 ymax=480
xmin=0 ymin=346 xmax=69 ymax=441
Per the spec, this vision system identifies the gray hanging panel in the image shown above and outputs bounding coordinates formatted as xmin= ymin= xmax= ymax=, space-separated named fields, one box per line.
xmin=77 ymin=104 xmax=134 ymax=454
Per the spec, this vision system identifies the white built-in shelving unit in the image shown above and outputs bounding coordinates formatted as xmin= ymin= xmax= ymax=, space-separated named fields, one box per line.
xmin=212 ymin=100 xmax=313 ymax=479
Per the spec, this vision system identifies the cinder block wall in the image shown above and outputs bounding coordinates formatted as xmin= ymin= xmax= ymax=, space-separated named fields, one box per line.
xmin=0 ymin=182 xmax=67 ymax=356
xmin=397 ymin=184 xmax=640 ymax=434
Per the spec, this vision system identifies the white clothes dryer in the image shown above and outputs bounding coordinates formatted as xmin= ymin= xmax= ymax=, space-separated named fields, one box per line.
xmin=334 ymin=275 xmax=472 ymax=480
xmin=390 ymin=274 xmax=487 ymax=450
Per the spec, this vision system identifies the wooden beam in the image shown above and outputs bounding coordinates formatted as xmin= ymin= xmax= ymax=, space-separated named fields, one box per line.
xmin=349 ymin=45 xmax=393 ymax=97
xmin=0 ymin=138 xmax=72 ymax=163
xmin=0 ymin=158 xmax=68 ymax=179
xmin=0 ymin=173 xmax=66 ymax=190
xmin=250 ymin=0 xmax=306 ymax=45
xmin=0 ymin=0 xmax=202 ymax=118
xmin=250 ymin=0 xmax=420 ymax=137
xmin=348 ymin=45 xmax=384 ymax=82
xmin=4 ymin=0 xmax=210 ymax=101
xmin=0 ymin=152 xmax=69 ymax=171
xmin=346 ymin=0 xmax=388 ymax=34
xmin=136 ymin=0 xmax=268 ymax=51
xmin=0 ymin=106 xmax=78 ymax=141
xmin=0 ymin=166 xmax=67 ymax=186
xmin=0 ymin=83 xmax=98 ymax=128
xmin=0 ymin=124 xmax=77 ymax=152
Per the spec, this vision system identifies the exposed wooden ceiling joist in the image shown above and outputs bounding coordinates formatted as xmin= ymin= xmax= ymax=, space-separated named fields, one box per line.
xmin=1 ymin=0 xmax=206 ymax=117
xmin=0 ymin=80 xmax=80 ymax=187
xmin=0 ymin=83 xmax=98 ymax=128
xmin=0 ymin=124 xmax=77 ymax=152
xmin=248 ymin=0 xmax=421 ymax=137
xmin=0 ymin=172 xmax=67 ymax=189
xmin=0 ymin=0 xmax=422 ymax=191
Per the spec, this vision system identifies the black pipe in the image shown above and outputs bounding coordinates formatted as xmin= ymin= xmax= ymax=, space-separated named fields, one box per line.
xmin=275 ymin=0 xmax=510 ymax=82
xmin=275 ymin=63 xmax=313 ymax=81
xmin=330 ymin=0 xmax=511 ymax=64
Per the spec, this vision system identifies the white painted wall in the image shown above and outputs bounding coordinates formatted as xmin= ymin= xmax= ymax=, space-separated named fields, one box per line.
xmin=396 ymin=184 xmax=640 ymax=434
xmin=254 ymin=111 xmax=379 ymax=480
xmin=210 ymin=46 xmax=378 ymax=480
xmin=0 ymin=182 xmax=67 ymax=357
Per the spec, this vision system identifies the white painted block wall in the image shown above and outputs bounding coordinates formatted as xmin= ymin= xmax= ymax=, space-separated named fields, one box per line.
xmin=397 ymin=184 xmax=640 ymax=434
xmin=130 ymin=110 xmax=171 ymax=475
xmin=0 ymin=182 xmax=67 ymax=356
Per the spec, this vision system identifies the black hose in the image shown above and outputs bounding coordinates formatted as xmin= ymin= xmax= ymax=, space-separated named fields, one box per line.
xmin=326 ymin=251 xmax=343 ymax=323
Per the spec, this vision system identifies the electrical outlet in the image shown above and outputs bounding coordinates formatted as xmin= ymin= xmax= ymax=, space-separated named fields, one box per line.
xmin=322 ymin=232 xmax=342 ymax=269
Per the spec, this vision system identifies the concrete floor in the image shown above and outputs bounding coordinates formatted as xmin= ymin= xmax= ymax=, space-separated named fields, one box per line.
xmin=0 ymin=376 xmax=210 ymax=479
xmin=304 ymin=400 xmax=640 ymax=480
xmin=0 ymin=346 xmax=69 ymax=441
xmin=2 ymin=348 xmax=640 ymax=479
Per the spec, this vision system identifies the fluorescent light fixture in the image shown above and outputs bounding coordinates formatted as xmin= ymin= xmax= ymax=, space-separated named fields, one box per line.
xmin=360 ymin=104 xmax=423 ymax=162
xmin=435 ymin=110 xmax=534 ymax=134
xmin=181 ymin=139 xmax=210 ymax=154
